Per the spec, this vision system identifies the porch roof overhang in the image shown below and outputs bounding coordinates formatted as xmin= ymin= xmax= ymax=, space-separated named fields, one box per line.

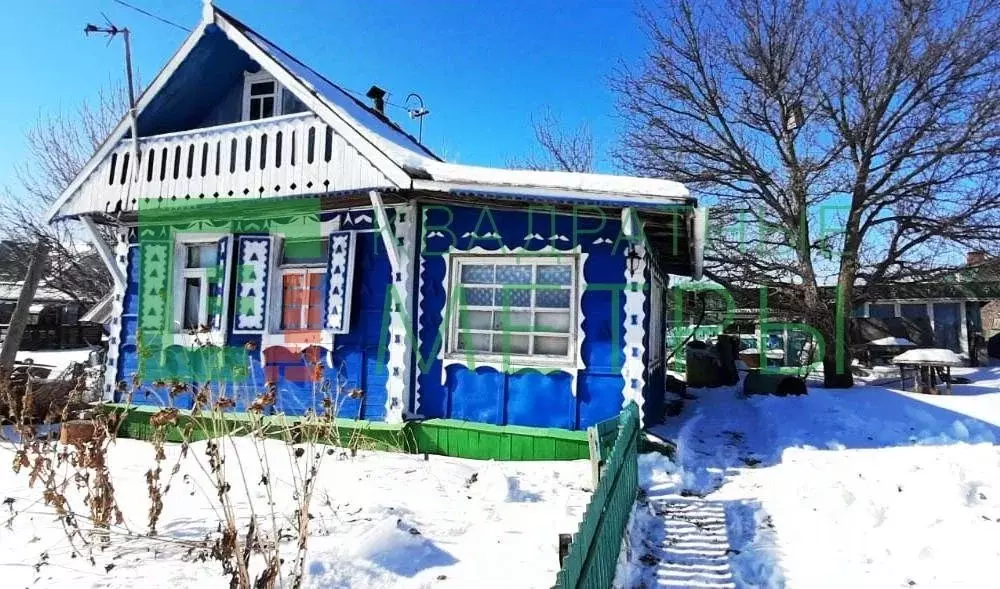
xmin=407 ymin=181 xmax=700 ymax=278
xmin=89 ymin=186 xmax=405 ymax=226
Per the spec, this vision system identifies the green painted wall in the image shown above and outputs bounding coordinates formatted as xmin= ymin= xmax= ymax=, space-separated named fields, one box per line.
xmin=102 ymin=403 xmax=593 ymax=461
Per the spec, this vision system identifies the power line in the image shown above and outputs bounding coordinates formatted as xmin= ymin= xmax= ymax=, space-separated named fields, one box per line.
xmin=113 ymin=0 xmax=190 ymax=33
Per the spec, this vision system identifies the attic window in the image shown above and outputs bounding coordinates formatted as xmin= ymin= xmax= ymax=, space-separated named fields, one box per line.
xmin=243 ymin=72 xmax=281 ymax=121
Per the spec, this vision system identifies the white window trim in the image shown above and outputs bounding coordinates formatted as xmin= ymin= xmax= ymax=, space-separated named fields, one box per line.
xmin=171 ymin=232 xmax=233 ymax=346
xmin=444 ymin=253 xmax=580 ymax=369
xmin=261 ymin=229 xmax=338 ymax=351
xmin=179 ymin=266 xmax=209 ymax=330
xmin=242 ymin=71 xmax=283 ymax=121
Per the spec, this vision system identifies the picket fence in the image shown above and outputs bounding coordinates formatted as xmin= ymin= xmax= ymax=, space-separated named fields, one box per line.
xmin=553 ymin=402 xmax=640 ymax=589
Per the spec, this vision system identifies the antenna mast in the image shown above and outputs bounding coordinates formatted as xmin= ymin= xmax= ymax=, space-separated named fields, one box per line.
xmin=85 ymin=17 xmax=139 ymax=211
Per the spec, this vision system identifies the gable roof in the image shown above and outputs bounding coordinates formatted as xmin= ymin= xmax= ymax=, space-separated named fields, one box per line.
xmin=217 ymin=8 xmax=440 ymax=163
xmin=47 ymin=3 xmax=692 ymax=224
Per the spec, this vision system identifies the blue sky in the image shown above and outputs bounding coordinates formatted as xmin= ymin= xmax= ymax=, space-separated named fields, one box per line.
xmin=0 ymin=0 xmax=650 ymax=194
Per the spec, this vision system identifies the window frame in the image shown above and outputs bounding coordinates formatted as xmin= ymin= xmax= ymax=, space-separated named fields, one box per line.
xmin=180 ymin=266 xmax=209 ymax=331
xmin=445 ymin=253 xmax=580 ymax=368
xmin=276 ymin=266 xmax=327 ymax=332
xmin=867 ymin=302 xmax=897 ymax=319
xmin=242 ymin=71 xmax=283 ymax=122
xmin=272 ymin=237 xmax=329 ymax=334
xmin=171 ymin=233 xmax=232 ymax=338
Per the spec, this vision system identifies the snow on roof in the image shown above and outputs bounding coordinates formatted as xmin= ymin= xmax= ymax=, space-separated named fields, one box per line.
xmin=49 ymin=5 xmax=695 ymax=224
xmin=416 ymin=162 xmax=691 ymax=202
xmin=869 ymin=336 xmax=916 ymax=347
xmin=893 ymin=348 xmax=963 ymax=365
xmin=225 ymin=9 xmax=690 ymax=204
xmin=226 ymin=10 xmax=440 ymax=164
xmin=0 ymin=282 xmax=76 ymax=302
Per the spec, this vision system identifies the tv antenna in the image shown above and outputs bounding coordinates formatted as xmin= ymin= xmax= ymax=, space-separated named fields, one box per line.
xmin=405 ymin=93 xmax=430 ymax=143
xmin=85 ymin=15 xmax=140 ymax=209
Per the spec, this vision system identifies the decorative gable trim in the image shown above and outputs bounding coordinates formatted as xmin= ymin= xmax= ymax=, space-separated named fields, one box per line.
xmin=211 ymin=11 xmax=412 ymax=188
xmin=46 ymin=5 xmax=414 ymax=223
xmin=45 ymin=18 xmax=212 ymax=223
xmin=621 ymin=243 xmax=648 ymax=425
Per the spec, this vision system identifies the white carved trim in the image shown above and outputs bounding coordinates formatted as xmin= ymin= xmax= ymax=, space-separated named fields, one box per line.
xmin=384 ymin=203 xmax=416 ymax=423
xmin=414 ymin=206 xmax=430 ymax=414
xmin=57 ymin=113 xmax=394 ymax=220
xmin=233 ymin=236 xmax=272 ymax=333
xmin=258 ymin=217 xmax=349 ymax=363
xmin=622 ymin=243 xmax=648 ymax=425
xmin=325 ymin=231 xmax=356 ymax=333
xmin=169 ymin=232 xmax=233 ymax=336
xmin=104 ymin=229 xmax=130 ymax=400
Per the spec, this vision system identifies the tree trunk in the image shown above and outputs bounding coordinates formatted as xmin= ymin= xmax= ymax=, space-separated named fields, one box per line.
xmin=822 ymin=341 xmax=854 ymax=388
xmin=0 ymin=242 xmax=49 ymax=370
xmin=820 ymin=279 xmax=854 ymax=388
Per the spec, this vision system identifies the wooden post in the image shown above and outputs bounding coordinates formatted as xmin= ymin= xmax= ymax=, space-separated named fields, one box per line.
xmin=558 ymin=533 xmax=572 ymax=567
xmin=0 ymin=242 xmax=48 ymax=370
xmin=587 ymin=426 xmax=601 ymax=489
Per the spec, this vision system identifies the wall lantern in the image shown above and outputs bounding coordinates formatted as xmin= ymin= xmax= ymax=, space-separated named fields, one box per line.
xmin=627 ymin=243 xmax=642 ymax=277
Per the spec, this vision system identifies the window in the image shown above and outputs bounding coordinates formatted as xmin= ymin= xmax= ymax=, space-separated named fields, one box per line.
xmin=243 ymin=73 xmax=281 ymax=121
xmin=448 ymin=255 xmax=578 ymax=363
xmin=868 ymin=303 xmax=896 ymax=319
xmin=179 ymin=243 xmax=218 ymax=330
xmin=277 ymin=238 xmax=328 ymax=331
xmin=900 ymin=303 xmax=928 ymax=319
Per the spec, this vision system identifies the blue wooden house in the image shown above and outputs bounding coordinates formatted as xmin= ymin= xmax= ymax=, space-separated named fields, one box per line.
xmin=47 ymin=3 xmax=703 ymax=430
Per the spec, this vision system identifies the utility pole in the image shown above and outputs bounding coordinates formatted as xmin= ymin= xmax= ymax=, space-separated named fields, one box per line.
xmin=0 ymin=243 xmax=50 ymax=370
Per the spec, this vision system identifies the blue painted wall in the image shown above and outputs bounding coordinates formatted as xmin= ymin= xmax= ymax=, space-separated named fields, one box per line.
xmin=415 ymin=203 xmax=632 ymax=430
xmin=115 ymin=213 xmax=392 ymax=421
xmin=112 ymin=201 xmax=670 ymax=431
xmin=136 ymin=26 xmax=310 ymax=136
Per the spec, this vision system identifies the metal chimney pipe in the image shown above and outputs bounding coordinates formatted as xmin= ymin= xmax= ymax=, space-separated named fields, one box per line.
xmin=366 ymin=85 xmax=386 ymax=115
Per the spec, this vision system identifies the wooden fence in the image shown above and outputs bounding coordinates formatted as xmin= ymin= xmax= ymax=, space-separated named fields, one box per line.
xmin=2 ymin=323 xmax=103 ymax=351
xmin=554 ymin=402 xmax=640 ymax=589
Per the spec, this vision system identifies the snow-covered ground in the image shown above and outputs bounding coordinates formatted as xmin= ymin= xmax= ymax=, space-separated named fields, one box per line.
xmin=0 ymin=438 xmax=589 ymax=588
xmin=631 ymin=366 xmax=1000 ymax=589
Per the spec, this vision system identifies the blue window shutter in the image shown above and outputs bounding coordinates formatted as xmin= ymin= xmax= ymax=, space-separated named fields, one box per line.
xmin=209 ymin=236 xmax=232 ymax=331
xmin=232 ymin=236 xmax=273 ymax=334
xmin=325 ymin=231 xmax=356 ymax=333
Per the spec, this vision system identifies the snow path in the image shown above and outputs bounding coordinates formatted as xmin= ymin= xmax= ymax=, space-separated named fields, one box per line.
xmin=670 ymin=386 xmax=771 ymax=495
xmin=626 ymin=367 xmax=1000 ymax=588
xmin=645 ymin=498 xmax=736 ymax=588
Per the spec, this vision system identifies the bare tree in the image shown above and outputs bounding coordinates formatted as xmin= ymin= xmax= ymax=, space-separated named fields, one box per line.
xmin=509 ymin=108 xmax=595 ymax=172
xmin=0 ymin=82 xmax=129 ymax=303
xmin=613 ymin=0 xmax=1000 ymax=386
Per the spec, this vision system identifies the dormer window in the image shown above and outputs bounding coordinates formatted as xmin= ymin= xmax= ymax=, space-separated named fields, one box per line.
xmin=243 ymin=72 xmax=281 ymax=121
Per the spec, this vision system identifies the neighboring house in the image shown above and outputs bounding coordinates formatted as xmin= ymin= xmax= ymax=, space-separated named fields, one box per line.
xmin=45 ymin=4 xmax=703 ymax=430
xmin=0 ymin=282 xmax=83 ymax=326
xmin=0 ymin=282 xmax=101 ymax=350
xmin=665 ymin=254 xmax=1000 ymax=368
xmin=855 ymin=252 xmax=1000 ymax=361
